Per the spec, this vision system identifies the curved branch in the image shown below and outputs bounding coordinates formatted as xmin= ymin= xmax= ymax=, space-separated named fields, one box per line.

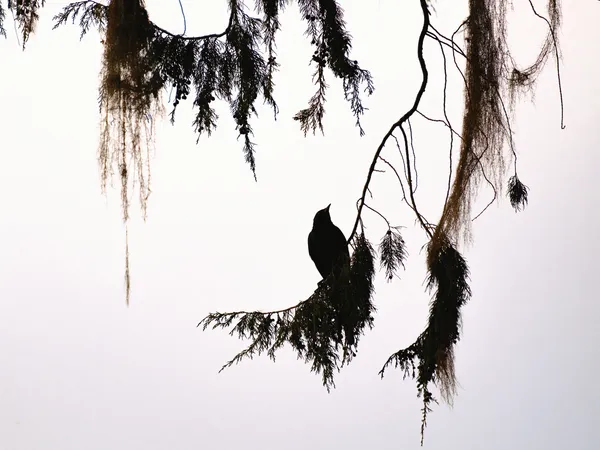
xmin=81 ymin=0 xmax=235 ymax=40
xmin=347 ymin=0 xmax=431 ymax=244
xmin=176 ymin=0 xmax=187 ymax=36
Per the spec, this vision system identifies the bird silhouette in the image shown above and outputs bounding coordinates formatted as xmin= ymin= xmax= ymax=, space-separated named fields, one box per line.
xmin=308 ymin=204 xmax=350 ymax=280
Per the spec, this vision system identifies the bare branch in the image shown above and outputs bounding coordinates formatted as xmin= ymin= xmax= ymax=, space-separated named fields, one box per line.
xmin=348 ymin=0 xmax=432 ymax=244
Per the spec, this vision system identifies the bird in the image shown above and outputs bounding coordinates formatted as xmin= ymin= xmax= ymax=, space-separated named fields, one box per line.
xmin=308 ymin=204 xmax=350 ymax=280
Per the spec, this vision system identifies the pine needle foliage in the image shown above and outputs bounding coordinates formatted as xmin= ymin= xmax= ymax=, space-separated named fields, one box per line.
xmin=52 ymin=0 xmax=373 ymax=192
xmin=507 ymin=174 xmax=529 ymax=212
xmin=3 ymin=0 xmax=45 ymax=47
xmin=199 ymin=232 xmax=375 ymax=391
xmin=52 ymin=0 xmax=107 ymax=39
xmin=292 ymin=0 xmax=374 ymax=135
xmin=379 ymin=228 xmax=408 ymax=282
xmin=0 ymin=2 xmax=6 ymax=37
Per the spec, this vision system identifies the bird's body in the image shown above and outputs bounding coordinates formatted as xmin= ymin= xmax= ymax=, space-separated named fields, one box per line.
xmin=308 ymin=204 xmax=350 ymax=280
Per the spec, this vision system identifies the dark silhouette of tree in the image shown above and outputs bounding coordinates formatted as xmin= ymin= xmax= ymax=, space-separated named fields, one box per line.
xmin=0 ymin=0 xmax=566 ymax=443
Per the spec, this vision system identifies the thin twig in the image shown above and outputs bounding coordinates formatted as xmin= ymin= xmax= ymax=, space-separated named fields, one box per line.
xmin=407 ymin=119 xmax=418 ymax=194
xmin=87 ymin=0 xmax=234 ymax=40
xmin=428 ymin=33 xmax=454 ymax=207
xmin=429 ymin=24 xmax=466 ymax=58
xmin=378 ymin=156 xmax=410 ymax=205
xmin=399 ymin=124 xmax=432 ymax=238
xmin=176 ymin=0 xmax=187 ymax=36
xmin=416 ymin=111 xmax=462 ymax=141
xmin=527 ymin=0 xmax=565 ymax=129
xmin=364 ymin=203 xmax=391 ymax=229
xmin=471 ymin=158 xmax=498 ymax=221
xmin=392 ymin=133 xmax=410 ymax=182
xmin=450 ymin=20 xmax=469 ymax=87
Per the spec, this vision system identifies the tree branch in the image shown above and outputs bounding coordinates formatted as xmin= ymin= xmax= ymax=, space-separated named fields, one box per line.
xmin=347 ymin=0 xmax=431 ymax=244
xmin=81 ymin=0 xmax=235 ymax=40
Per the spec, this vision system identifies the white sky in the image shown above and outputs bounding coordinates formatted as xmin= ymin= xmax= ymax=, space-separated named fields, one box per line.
xmin=1 ymin=0 xmax=599 ymax=449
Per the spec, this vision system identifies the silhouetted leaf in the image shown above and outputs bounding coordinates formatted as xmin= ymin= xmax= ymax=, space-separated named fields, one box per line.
xmin=508 ymin=175 xmax=529 ymax=211
xmin=379 ymin=228 xmax=407 ymax=282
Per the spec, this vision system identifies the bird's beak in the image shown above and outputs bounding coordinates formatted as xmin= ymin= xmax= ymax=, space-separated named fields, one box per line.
xmin=326 ymin=203 xmax=331 ymax=211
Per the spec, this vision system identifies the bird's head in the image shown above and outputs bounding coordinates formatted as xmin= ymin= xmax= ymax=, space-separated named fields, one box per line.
xmin=313 ymin=203 xmax=332 ymax=226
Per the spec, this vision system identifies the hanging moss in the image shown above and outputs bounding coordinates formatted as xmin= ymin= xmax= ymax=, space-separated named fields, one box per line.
xmin=99 ymin=0 xmax=162 ymax=224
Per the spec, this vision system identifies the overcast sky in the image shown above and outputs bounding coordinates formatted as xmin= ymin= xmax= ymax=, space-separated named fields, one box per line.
xmin=1 ymin=1 xmax=599 ymax=449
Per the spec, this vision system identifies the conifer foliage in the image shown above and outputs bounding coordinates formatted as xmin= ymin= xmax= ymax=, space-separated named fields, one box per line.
xmin=52 ymin=0 xmax=373 ymax=222
xmin=1 ymin=0 xmax=565 ymax=443
xmin=201 ymin=232 xmax=376 ymax=391
xmin=2 ymin=0 xmax=45 ymax=46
